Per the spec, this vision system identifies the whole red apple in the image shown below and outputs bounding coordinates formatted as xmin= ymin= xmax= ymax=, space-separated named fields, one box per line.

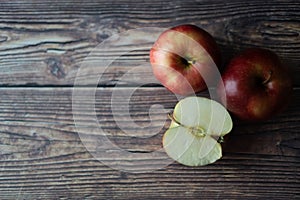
xmin=150 ymin=24 xmax=221 ymax=95
xmin=217 ymin=48 xmax=292 ymax=121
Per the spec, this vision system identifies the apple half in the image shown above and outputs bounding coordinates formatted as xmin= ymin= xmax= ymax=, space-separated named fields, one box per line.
xmin=163 ymin=97 xmax=233 ymax=166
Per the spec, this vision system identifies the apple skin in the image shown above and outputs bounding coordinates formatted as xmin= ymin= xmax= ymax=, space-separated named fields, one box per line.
xmin=150 ymin=24 xmax=221 ymax=95
xmin=217 ymin=48 xmax=292 ymax=121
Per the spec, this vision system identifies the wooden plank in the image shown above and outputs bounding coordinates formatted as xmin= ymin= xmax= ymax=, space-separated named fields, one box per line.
xmin=0 ymin=87 xmax=299 ymax=199
xmin=0 ymin=0 xmax=299 ymax=86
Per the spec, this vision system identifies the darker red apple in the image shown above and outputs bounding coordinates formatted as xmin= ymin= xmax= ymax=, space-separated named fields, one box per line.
xmin=150 ymin=24 xmax=222 ymax=95
xmin=217 ymin=48 xmax=292 ymax=121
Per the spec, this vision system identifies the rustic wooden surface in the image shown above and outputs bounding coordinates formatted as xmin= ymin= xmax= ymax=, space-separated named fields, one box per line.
xmin=0 ymin=0 xmax=299 ymax=199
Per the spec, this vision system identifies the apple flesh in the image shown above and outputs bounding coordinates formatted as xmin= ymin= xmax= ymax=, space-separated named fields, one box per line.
xmin=163 ymin=97 xmax=233 ymax=166
xmin=163 ymin=127 xmax=223 ymax=167
xmin=150 ymin=24 xmax=221 ymax=95
xmin=217 ymin=48 xmax=292 ymax=121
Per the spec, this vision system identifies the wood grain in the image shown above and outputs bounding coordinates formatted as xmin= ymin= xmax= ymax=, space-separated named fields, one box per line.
xmin=0 ymin=0 xmax=299 ymax=199
xmin=0 ymin=87 xmax=299 ymax=199
xmin=0 ymin=0 xmax=299 ymax=86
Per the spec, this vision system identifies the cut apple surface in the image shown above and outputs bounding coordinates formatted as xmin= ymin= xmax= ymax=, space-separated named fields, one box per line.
xmin=163 ymin=97 xmax=233 ymax=166
xmin=163 ymin=127 xmax=222 ymax=166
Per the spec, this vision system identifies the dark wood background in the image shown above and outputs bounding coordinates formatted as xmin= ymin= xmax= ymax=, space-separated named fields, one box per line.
xmin=0 ymin=0 xmax=299 ymax=199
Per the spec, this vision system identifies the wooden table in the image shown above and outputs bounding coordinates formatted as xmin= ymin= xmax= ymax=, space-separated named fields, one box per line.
xmin=0 ymin=0 xmax=299 ymax=199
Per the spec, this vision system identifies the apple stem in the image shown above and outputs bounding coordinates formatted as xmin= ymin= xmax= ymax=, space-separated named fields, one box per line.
xmin=262 ymin=70 xmax=273 ymax=85
xmin=168 ymin=113 xmax=185 ymax=127
xmin=187 ymin=60 xmax=196 ymax=65
xmin=217 ymin=136 xmax=224 ymax=143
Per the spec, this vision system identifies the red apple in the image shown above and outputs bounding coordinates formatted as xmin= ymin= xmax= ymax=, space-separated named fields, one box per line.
xmin=217 ymin=48 xmax=292 ymax=121
xmin=150 ymin=24 xmax=221 ymax=95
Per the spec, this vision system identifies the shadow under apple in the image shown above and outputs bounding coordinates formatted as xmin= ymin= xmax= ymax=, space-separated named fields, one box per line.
xmin=221 ymin=89 xmax=300 ymax=158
